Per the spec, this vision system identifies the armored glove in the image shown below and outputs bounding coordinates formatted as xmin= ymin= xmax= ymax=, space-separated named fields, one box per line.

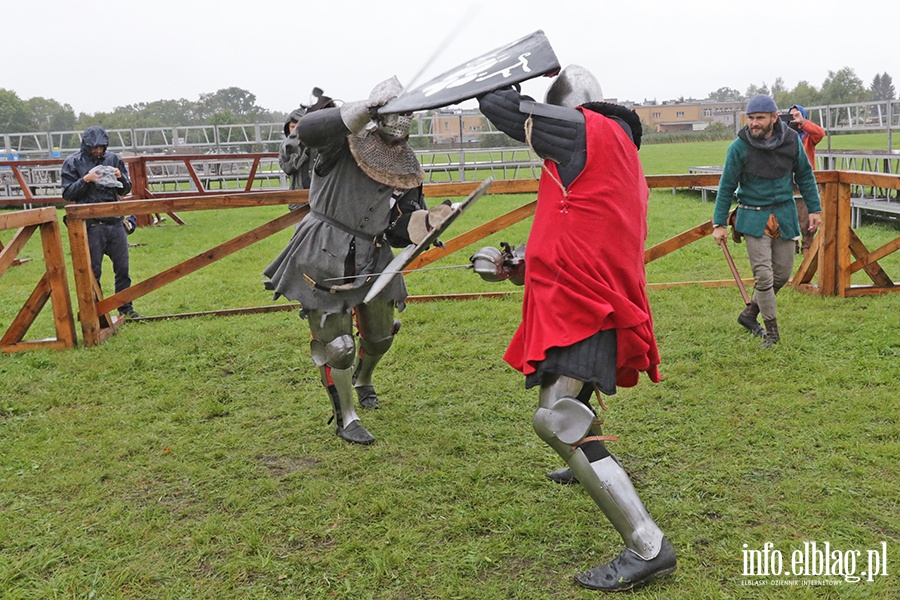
xmin=340 ymin=76 xmax=404 ymax=133
xmin=470 ymin=242 xmax=526 ymax=285
xmin=406 ymin=200 xmax=453 ymax=245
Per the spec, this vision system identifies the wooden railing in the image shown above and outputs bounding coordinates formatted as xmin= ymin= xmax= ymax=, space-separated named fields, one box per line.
xmin=0 ymin=207 xmax=77 ymax=352
xmin=2 ymin=172 xmax=897 ymax=350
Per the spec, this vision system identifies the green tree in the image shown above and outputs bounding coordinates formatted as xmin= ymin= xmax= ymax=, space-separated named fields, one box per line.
xmin=25 ymin=97 xmax=77 ymax=131
xmin=870 ymin=72 xmax=896 ymax=101
xmin=0 ymin=88 xmax=33 ymax=133
xmin=208 ymin=110 xmax=239 ymax=126
xmin=819 ymin=67 xmax=868 ymax=104
xmin=745 ymin=82 xmax=770 ymax=98
xmin=707 ymin=87 xmax=742 ymax=102
xmin=77 ymin=108 xmax=135 ymax=131
xmin=197 ymin=87 xmax=263 ymax=122
xmin=770 ymin=77 xmax=790 ymax=108
xmin=785 ymin=81 xmax=820 ymax=108
xmin=105 ymin=99 xmax=199 ymax=128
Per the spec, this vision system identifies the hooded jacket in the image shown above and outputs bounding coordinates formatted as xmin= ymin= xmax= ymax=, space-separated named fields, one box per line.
xmin=790 ymin=104 xmax=825 ymax=169
xmin=279 ymin=108 xmax=312 ymax=191
xmin=61 ymin=126 xmax=132 ymax=205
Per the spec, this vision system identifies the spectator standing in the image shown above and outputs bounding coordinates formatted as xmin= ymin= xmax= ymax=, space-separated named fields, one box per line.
xmin=788 ymin=104 xmax=825 ymax=255
xmin=61 ymin=126 xmax=141 ymax=319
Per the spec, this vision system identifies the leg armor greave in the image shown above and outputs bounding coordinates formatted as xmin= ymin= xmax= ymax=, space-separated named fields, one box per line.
xmin=308 ymin=310 xmax=374 ymax=444
xmin=533 ymin=376 xmax=665 ymax=560
xmin=353 ymin=298 xmax=398 ymax=387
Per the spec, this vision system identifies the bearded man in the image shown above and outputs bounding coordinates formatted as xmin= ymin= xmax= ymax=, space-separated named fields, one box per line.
xmin=712 ymin=94 xmax=821 ymax=349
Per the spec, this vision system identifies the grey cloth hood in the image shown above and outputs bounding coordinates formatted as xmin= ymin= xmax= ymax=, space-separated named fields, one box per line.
xmin=283 ymin=108 xmax=307 ymax=136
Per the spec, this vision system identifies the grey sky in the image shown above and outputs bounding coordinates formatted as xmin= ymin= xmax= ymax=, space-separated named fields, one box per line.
xmin=6 ymin=0 xmax=896 ymax=115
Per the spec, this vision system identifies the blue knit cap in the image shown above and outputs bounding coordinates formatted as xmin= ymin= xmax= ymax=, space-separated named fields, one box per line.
xmin=746 ymin=94 xmax=778 ymax=114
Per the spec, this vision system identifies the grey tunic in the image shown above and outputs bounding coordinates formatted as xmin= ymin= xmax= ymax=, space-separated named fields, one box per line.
xmin=264 ymin=137 xmax=407 ymax=315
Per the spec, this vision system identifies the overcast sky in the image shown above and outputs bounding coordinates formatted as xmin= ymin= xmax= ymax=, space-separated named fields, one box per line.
xmin=6 ymin=0 xmax=896 ymax=115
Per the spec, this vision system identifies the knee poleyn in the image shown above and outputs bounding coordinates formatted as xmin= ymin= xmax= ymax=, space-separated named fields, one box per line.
xmin=310 ymin=334 xmax=356 ymax=369
xmin=359 ymin=333 xmax=394 ymax=357
xmin=532 ymin=397 xmax=596 ymax=446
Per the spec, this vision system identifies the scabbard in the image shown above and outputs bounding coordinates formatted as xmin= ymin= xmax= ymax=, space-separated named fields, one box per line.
xmin=718 ymin=238 xmax=751 ymax=305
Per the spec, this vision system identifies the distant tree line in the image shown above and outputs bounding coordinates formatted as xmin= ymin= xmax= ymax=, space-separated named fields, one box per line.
xmin=0 ymin=86 xmax=288 ymax=135
xmin=705 ymin=67 xmax=895 ymax=108
xmin=1 ymin=67 xmax=895 ymax=136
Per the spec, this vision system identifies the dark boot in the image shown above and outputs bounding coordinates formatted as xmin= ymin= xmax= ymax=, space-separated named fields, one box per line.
xmin=737 ymin=302 xmax=764 ymax=337
xmin=354 ymin=384 xmax=380 ymax=410
xmin=760 ymin=318 xmax=780 ymax=350
xmin=546 ymin=466 xmax=579 ymax=485
xmin=336 ymin=420 xmax=375 ymax=445
xmin=574 ymin=537 xmax=677 ymax=591
xmin=329 ymin=367 xmax=375 ymax=445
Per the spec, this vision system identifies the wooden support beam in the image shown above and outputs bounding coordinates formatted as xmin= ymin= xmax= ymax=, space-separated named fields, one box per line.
xmin=40 ymin=218 xmax=78 ymax=348
xmin=847 ymin=230 xmax=893 ymax=287
xmin=407 ymin=201 xmax=537 ymax=271
xmin=0 ymin=273 xmax=52 ymax=346
xmin=244 ymin=156 xmax=261 ymax=192
xmin=842 ymin=284 xmax=900 ymax=297
xmin=0 ymin=226 xmax=37 ymax=278
xmin=645 ymin=221 xmax=714 ymax=263
xmin=836 ymin=180 xmax=853 ymax=296
xmin=818 ymin=182 xmax=840 ymax=296
xmin=0 ymin=207 xmax=58 ymax=230
xmin=67 ymin=217 xmax=103 ymax=346
xmin=2 ymin=340 xmax=70 ymax=354
xmin=848 ymin=236 xmax=900 ymax=275
xmin=96 ymin=205 xmax=308 ymax=315
xmin=791 ymin=234 xmax=821 ymax=286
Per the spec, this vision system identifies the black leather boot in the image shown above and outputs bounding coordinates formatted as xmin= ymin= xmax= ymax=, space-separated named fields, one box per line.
xmin=546 ymin=467 xmax=579 ymax=484
xmin=354 ymin=384 xmax=380 ymax=409
xmin=737 ymin=302 xmax=764 ymax=337
xmin=329 ymin=370 xmax=375 ymax=445
xmin=574 ymin=537 xmax=677 ymax=591
xmin=760 ymin=318 xmax=780 ymax=349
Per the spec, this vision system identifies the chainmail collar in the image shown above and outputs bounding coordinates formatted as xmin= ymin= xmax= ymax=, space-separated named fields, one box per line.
xmin=347 ymin=130 xmax=424 ymax=189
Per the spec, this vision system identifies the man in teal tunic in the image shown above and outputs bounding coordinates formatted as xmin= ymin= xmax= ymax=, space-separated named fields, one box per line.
xmin=712 ymin=95 xmax=821 ymax=349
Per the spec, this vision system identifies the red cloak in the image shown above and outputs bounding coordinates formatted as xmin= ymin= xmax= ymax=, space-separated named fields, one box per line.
xmin=504 ymin=108 xmax=661 ymax=387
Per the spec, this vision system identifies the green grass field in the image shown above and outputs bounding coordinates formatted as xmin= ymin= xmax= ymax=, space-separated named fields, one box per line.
xmin=1 ymin=137 xmax=898 ymax=599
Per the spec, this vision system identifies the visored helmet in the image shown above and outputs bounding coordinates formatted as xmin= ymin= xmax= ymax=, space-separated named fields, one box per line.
xmin=545 ymin=64 xmax=603 ymax=108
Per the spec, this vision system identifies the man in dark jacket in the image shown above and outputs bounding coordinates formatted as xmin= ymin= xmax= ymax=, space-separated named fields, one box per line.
xmin=280 ymin=107 xmax=312 ymax=203
xmin=61 ymin=126 xmax=140 ymax=319
xmin=280 ymin=91 xmax=336 ymax=210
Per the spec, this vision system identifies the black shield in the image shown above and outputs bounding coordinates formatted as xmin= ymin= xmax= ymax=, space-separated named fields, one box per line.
xmin=378 ymin=30 xmax=559 ymax=115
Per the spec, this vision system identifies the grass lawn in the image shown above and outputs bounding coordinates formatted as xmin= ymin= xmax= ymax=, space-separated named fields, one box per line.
xmin=1 ymin=138 xmax=898 ymax=599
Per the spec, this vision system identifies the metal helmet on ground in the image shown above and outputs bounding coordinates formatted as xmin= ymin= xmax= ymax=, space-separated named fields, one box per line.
xmin=545 ymin=64 xmax=603 ymax=108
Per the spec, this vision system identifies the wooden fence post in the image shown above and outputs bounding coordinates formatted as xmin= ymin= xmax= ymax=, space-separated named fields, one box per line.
xmin=0 ymin=207 xmax=77 ymax=352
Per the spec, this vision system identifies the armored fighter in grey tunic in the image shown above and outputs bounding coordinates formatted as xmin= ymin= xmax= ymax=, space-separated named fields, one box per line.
xmin=264 ymin=76 xmax=432 ymax=446
xmin=264 ymin=123 xmax=409 ymax=314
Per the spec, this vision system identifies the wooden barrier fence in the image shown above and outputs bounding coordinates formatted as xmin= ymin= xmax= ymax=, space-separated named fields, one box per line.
xmin=0 ymin=207 xmax=77 ymax=352
xmin=2 ymin=171 xmax=897 ymax=350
